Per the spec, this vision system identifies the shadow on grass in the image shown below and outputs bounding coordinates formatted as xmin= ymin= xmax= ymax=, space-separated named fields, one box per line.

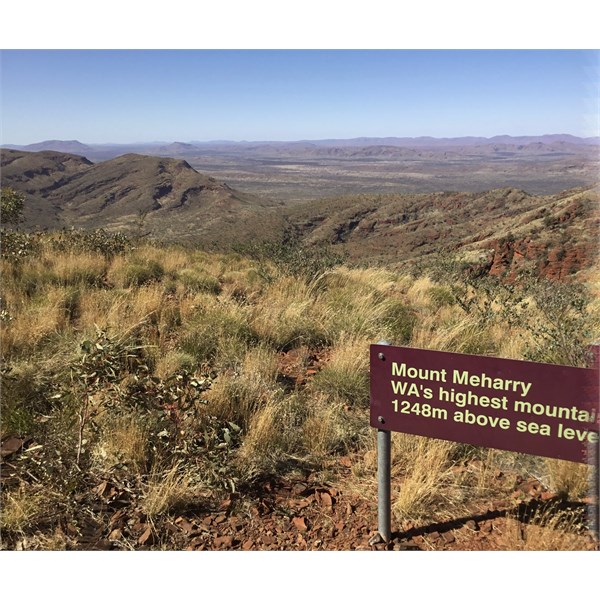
xmin=394 ymin=498 xmax=597 ymax=543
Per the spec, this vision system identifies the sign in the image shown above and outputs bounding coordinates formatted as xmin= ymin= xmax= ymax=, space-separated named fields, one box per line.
xmin=370 ymin=345 xmax=599 ymax=464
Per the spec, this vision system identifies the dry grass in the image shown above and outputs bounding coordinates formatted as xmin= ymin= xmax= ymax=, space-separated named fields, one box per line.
xmin=545 ymin=459 xmax=593 ymax=500
xmin=411 ymin=311 xmax=498 ymax=356
xmin=141 ymin=464 xmax=207 ymax=518
xmin=236 ymin=398 xmax=291 ymax=472
xmin=154 ymin=350 xmax=196 ymax=378
xmin=391 ymin=435 xmax=460 ymax=523
xmin=203 ymin=345 xmax=282 ymax=428
xmin=499 ymin=506 xmax=594 ymax=550
xmin=1 ymin=286 xmax=73 ymax=356
xmin=2 ymin=233 xmax=598 ymax=550
xmin=301 ymin=393 xmax=364 ymax=458
xmin=309 ymin=334 xmax=370 ymax=406
xmin=92 ymin=413 xmax=150 ymax=474
xmin=0 ymin=484 xmax=47 ymax=534
xmin=251 ymin=276 xmax=326 ymax=348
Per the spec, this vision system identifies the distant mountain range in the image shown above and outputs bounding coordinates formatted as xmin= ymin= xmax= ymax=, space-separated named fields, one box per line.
xmin=3 ymin=134 xmax=599 ymax=161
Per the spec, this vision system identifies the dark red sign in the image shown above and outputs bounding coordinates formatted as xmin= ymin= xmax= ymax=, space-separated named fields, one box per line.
xmin=370 ymin=345 xmax=600 ymax=463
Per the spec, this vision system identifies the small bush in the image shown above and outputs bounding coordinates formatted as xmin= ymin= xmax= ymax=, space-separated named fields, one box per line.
xmin=309 ymin=335 xmax=370 ymax=407
xmin=177 ymin=268 xmax=221 ymax=294
xmin=110 ymin=259 xmax=164 ymax=287
xmin=50 ymin=228 xmax=131 ymax=258
xmin=381 ymin=299 xmax=417 ymax=344
xmin=426 ymin=285 xmax=456 ymax=309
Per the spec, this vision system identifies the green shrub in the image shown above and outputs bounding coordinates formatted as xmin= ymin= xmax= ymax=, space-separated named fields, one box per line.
xmin=50 ymin=229 xmax=131 ymax=258
xmin=119 ymin=259 xmax=164 ymax=287
xmin=381 ymin=299 xmax=417 ymax=344
xmin=177 ymin=269 xmax=221 ymax=294
xmin=426 ymin=286 xmax=456 ymax=309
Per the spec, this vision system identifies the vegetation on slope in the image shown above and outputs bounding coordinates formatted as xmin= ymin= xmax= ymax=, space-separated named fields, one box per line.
xmin=1 ymin=222 xmax=598 ymax=550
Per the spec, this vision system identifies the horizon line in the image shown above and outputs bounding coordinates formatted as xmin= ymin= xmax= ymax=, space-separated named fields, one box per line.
xmin=4 ymin=132 xmax=600 ymax=147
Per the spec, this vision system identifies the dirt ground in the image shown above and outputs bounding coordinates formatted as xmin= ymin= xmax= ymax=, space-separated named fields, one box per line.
xmin=3 ymin=437 xmax=597 ymax=551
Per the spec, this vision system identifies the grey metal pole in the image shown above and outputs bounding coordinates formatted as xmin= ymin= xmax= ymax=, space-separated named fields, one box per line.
xmin=377 ymin=340 xmax=391 ymax=543
xmin=378 ymin=428 xmax=391 ymax=542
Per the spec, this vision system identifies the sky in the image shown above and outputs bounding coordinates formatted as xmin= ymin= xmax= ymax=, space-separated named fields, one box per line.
xmin=1 ymin=49 xmax=599 ymax=144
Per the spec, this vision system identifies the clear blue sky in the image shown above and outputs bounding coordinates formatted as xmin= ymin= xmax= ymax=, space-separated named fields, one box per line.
xmin=1 ymin=50 xmax=598 ymax=144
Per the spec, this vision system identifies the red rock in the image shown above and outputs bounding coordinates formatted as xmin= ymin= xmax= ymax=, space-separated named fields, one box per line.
xmin=319 ymin=492 xmax=333 ymax=509
xmin=464 ymin=520 xmax=479 ymax=531
xmin=213 ymin=535 xmax=234 ymax=549
xmin=442 ymin=531 xmax=455 ymax=544
xmin=540 ymin=491 xmax=559 ymax=502
xmin=177 ymin=518 xmax=195 ymax=534
xmin=480 ymin=522 xmax=493 ymax=534
xmin=292 ymin=517 xmax=308 ymax=531
xmin=138 ymin=526 xmax=154 ymax=545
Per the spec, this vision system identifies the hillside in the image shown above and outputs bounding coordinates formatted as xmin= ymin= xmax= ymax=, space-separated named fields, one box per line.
xmin=1 ymin=233 xmax=598 ymax=551
xmin=1 ymin=149 xmax=283 ymax=245
xmin=2 ymin=149 xmax=598 ymax=280
xmin=282 ymin=186 xmax=600 ymax=280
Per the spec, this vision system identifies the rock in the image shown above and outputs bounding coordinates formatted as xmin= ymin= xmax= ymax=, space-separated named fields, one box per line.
xmin=213 ymin=535 xmax=234 ymax=549
xmin=464 ymin=520 xmax=479 ymax=531
xmin=442 ymin=531 xmax=455 ymax=544
xmin=319 ymin=492 xmax=333 ymax=510
xmin=138 ymin=526 xmax=154 ymax=546
xmin=176 ymin=518 xmax=195 ymax=534
xmin=242 ymin=540 xmax=254 ymax=550
xmin=540 ymin=491 xmax=559 ymax=502
xmin=480 ymin=521 xmax=493 ymax=534
xmin=292 ymin=516 xmax=308 ymax=531
xmin=368 ymin=532 xmax=385 ymax=546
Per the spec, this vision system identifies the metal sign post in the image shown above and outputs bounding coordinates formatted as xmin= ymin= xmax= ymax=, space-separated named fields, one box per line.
xmin=376 ymin=341 xmax=391 ymax=543
xmin=377 ymin=428 xmax=391 ymax=543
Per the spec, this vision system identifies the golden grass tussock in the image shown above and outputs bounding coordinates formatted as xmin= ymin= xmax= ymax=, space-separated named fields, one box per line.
xmin=1 ymin=286 xmax=73 ymax=357
xmin=498 ymin=506 xmax=593 ymax=550
xmin=405 ymin=276 xmax=437 ymax=307
xmin=330 ymin=266 xmax=400 ymax=296
xmin=545 ymin=459 xmax=593 ymax=500
xmin=92 ymin=413 xmax=150 ymax=474
xmin=301 ymin=393 xmax=366 ymax=458
xmin=220 ymin=268 xmax=264 ymax=302
xmin=141 ymin=463 xmax=208 ymax=518
xmin=391 ymin=434 xmax=460 ymax=522
xmin=410 ymin=311 xmax=498 ymax=356
xmin=203 ymin=345 xmax=282 ymax=428
xmin=45 ymin=251 xmax=106 ymax=286
xmin=236 ymin=398 xmax=290 ymax=471
xmin=309 ymin=334 xmax=370 ymax=406
xmin=154 ymin=350 xmax=197 ymax=378
xmin=0 ymin=484 xmax=47 ymax=534
xmin=250 ymin=276 xmax=326 ymax=348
